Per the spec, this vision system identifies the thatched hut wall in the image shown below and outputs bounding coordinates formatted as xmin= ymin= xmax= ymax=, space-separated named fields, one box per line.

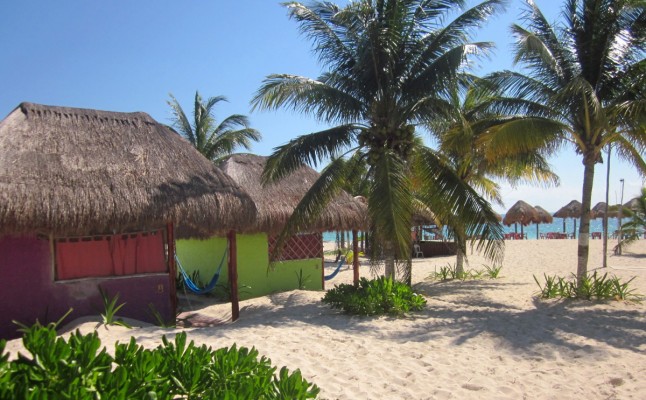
xmin=176 ymin=154 xmax=366 ymax=300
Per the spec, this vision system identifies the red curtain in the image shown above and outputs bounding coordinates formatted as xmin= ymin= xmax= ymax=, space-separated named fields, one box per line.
xmin=56 ymin=230 xmax=166 ymax=280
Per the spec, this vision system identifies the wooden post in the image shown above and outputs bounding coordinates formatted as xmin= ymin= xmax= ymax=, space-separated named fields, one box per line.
xmin=228 ymin=230 xmax=239 ymax=322
xmin=166 ymin=223 xmax=177 ymax=319
xmin=352 ymin=230 xmax=359 ymax=285
xmin=321 ymin=232 xmax=325 ymax=290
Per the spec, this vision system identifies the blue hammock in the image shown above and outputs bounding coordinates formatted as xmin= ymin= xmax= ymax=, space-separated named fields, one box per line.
xmin=175 ymin=249 xmax=227 ymax=295
xmin=324 ymin=253 xmax=349 ymax=281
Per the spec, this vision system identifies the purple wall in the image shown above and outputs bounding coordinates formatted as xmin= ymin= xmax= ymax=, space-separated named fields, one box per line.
xmin=0 ymin=235 xmax=174 ymax=339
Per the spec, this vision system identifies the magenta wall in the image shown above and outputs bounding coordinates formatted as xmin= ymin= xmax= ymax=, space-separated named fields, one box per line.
xmin=0 ymin=235 xmax=174 ymax=339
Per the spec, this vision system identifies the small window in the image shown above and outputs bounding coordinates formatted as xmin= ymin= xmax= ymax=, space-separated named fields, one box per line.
xmin=268 ymin=233 xmax=322 ymax=262
xmin=55 ymin=230 xmax=167 ymax=280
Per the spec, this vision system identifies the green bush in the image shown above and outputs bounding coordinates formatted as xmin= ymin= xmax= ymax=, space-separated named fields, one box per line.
xmin=322 ymin=277 xmax=427 ymax=316
xmin=534 ymin=272 xmax=641 ymax=301
xmin=0 ymin=322 xmax=319 ymax=399
xmin=428 ymin=263 xmax=503 ymax=281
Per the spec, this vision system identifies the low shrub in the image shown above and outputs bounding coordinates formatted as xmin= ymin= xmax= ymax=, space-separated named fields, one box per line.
xmin=534 ymin=272 xmax=641 ymax=301
xmin=322 ymin=277 xmax=427 ymax=316
xmin=0 ymin=321 xmax=319 ymax=399
xmin=428 ymin=263 xmax=503 ymax=282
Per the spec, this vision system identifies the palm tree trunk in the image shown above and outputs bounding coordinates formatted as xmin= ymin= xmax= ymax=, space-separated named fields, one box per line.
xmin=455 ymin=231 xmax=466 ymax=275
xmin=384 ymin=239 xmax=396 ymax=279
xmin=577 ymin=158 xmax=595 ymax=288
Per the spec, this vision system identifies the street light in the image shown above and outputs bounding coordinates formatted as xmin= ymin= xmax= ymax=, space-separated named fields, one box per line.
xmin=617 ymin=178 xmax=625 ymax=255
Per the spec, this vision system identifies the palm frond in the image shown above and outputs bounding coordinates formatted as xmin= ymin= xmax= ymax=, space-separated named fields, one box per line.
xmin=412 ymin=146 xmax=504 ymax=263
xmin=167 ymin=94 xmax=195 ymax=144
xmin=262 ymin=125 xmax=359 ymax=184
xmin=251 ymin=74 xmax=363 ymax=123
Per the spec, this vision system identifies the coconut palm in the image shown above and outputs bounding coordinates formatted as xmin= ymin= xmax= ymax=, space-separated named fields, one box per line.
xmin=486 ymin=0 xmax=646 ymax=287
xmin=252 ymin=0 xmax=506 ymax=282
xmin=618 ymin=187 xmax=646 ymax=249
xmin=429 ymin=76 xmax=559 ymax=274
xmin=168 ymin=91 xmax=261 ymax=162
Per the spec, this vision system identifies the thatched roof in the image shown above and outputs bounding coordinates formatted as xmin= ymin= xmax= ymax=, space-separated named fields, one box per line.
xmin=553 ymin=200 xmax=582 ymax=218
xmin=590 ymin=201 xmax=619 ymax=219
xmin=218 ymin=154 xmax=367 ymax=233
xmin=534 ymin=205 xmax=554 ymax=224
xmin=502 ymin=200 xmax=538 ymax=226
xmin=0 ymin=102 xmax=257 ymax=237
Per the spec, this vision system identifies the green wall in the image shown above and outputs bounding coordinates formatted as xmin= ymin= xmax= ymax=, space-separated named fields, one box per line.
xmin=176 ymin=233 xmax=322 ymax=300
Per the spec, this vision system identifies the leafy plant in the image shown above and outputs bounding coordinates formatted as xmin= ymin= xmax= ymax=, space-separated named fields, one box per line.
xmin=534 ymin=272 xmax=641 ymax=301
xmin=0 ymin=325 xmax=320 ymax=399
xmin=483 ymin=264 xmax=503 ymax=279
xmin=322 ymin=277 xmax=427 ymax=316
xmin=147 ymin=303 xmax=176 ymax=328
xmin=295 ymin=268 xmax=312 ymax=290
xmin=98 ymin=287 xmax=131 ymax=328
xmin=430 ymin=263 xmax=502 ymax=282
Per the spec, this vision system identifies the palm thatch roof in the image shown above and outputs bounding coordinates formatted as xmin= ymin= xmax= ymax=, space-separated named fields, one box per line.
xmin=553 ymin=200 xmax=582 ymax=219
xmin=534 ymin=206 xmax=554 ymax=224
xmin=590 ymin=201 xmax=619 ymax=218
xmin=218 ymin=154 xmax=367 ymax=233
xmin=502 ymin=200 xmax=538 ymax=226
xmin=0 ymin=102 xmax=257 ymax=237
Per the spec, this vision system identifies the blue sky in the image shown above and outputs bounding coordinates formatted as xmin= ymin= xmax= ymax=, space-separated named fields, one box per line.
xmin=1 ymin=0 xmax=642 ymax=213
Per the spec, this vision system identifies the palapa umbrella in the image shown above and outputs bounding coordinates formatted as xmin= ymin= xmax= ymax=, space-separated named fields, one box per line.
xmin=534 ymin=205 xmax=553 ymax=239
xmin=502 ymin=200 xmax=539 ymax=238
xmin=553 ymin=200 xmax=582 ymax=239
xmin=623 ymin=197 xmax=641 ymax=212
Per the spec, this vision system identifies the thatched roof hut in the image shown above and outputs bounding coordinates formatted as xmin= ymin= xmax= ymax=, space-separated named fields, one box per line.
xmin=0 ymin=102 xmax=257 ymax=237
xmin=534 ymin=206 xmax=554 ymax=224
xmin=553 ymin=199 xmax=583 ymax=237
xmin=553 ymin=200 xmax=582 ymax=219
xmin=218 ymin=154 xmax=366 ymax=233
xmin=503 ymin=200 xmax=538 ymax=227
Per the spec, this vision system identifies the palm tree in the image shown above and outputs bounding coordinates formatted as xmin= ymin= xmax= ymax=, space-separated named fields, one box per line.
xmin=251 ymin=0 xmax=507 ymax=282
xmin=486 ymin=0 xmax=646 ymax=287
xmin=618 ymin=187 xmax=646 ymax=250
xmin=429 ymin=76 xmax=559 ymax=274
xmin=168 ymin=91 xmax=261 ymax=162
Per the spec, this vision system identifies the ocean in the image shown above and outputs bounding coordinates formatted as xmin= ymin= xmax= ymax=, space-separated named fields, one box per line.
xmin=322 ymin=217 xmax=624 ymax=242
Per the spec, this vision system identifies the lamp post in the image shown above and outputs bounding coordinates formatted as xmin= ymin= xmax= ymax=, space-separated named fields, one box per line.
xmin=617 ymin=178 xmax=625 ymax=255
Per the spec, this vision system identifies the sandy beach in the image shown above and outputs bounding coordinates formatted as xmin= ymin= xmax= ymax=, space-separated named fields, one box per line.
xmin=5 ymin=239 xmax=646 ymax=399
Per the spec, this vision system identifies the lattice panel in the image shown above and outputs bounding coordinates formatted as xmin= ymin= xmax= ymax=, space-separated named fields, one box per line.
xmin=268 ymin=233 xmax=322 ymax=261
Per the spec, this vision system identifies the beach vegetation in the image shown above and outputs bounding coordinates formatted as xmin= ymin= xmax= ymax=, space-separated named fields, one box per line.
xmin=534 ymin=272 xmax=641 ymax=301
xmin=429 ymin=263 xmax=503 ymax=281
xmin=617 ymin=187 xmax=646 ymax=251
xmin=486 ymin=0 xmax=646 ymax=289
xmin=483 ymin=264 xmax=503 ymax=279
xmin=295 ymin=268 xmax=312 ymax=290
xmin=322 ymin=277 xmax=426 ymax=316
xmin=252 ymin=0 xmax=506 ymax=285
xmin=0 ymin=321 xmax=319 ymax=399
xmin=98 ymin=287 xmax=131 ymax=328
xmin=167 ymin=90 xmax=261 ymax=163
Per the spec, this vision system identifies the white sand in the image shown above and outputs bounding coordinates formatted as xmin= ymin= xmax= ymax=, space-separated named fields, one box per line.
xmin=5 ymin=239 xmax=646 ymax=399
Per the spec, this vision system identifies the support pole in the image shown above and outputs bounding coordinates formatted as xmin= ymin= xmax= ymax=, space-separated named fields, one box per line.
xmin=352 ymin=230 xmax=359 ymax=285
xmin=227 ymin=230 xmax=239 ymax=322
xmin=166 ymin=223 xmax=177 ymax=320
xmin=321 ymin=232 xmax=325 ymax=291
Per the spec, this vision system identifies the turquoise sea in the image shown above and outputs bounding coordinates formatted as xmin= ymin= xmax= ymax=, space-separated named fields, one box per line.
xmin=323 ymin=217 xmax=624 ymax=242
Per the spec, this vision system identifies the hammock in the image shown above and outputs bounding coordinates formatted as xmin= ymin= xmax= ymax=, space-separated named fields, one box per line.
xmin=175 ymin=248 xmax=228 ymax=295
xmin=324 ymin=253 xmax=349 ymax=281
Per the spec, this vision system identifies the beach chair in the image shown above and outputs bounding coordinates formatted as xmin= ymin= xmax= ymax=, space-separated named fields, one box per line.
xmin=413 ymin=244 xmax=424 ymax=258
